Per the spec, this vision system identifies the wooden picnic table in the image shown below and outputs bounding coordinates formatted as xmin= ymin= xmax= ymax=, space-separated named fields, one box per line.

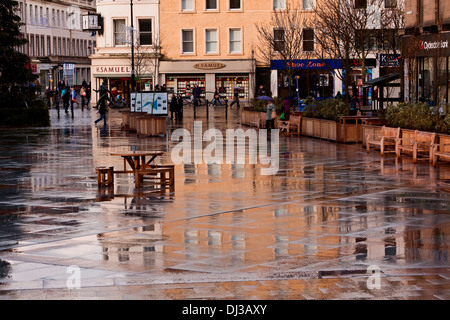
xmin=110 ymin=150 xmax=165 ymax=174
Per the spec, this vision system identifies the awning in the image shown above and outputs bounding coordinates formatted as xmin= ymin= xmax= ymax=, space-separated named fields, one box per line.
xmin=363 ymin=72 xmax=401 ymax=87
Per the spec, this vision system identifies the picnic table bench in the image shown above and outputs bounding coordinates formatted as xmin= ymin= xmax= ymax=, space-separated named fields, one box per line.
xmin=278 ymin=115 xmax=301 ymax=136
xmin=432 ymin=134 xmax=450 ymax=166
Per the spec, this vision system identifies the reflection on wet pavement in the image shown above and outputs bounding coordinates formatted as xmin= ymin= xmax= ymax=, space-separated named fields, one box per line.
xmin=0 ymin=105 xmax=449 ymax=300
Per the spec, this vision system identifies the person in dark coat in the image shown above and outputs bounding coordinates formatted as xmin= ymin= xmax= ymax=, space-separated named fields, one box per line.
xmin=62 ymin=86 xmax=70 ymax=113
xmin=177 ymin=94 xmax=183 ymax=120
xmin=283 ymin=98 xmax=291 ymax=121
xmin=170 ymin=94 xmax=178 ymax=120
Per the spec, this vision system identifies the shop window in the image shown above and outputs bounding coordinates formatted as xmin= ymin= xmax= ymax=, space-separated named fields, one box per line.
xmin=229 ymin=0 xmax=241 ymax=10
xmin=139 ymin=19 xmax=152 ymax=46
xmin=114 ymin=19 xmax=126 ymax=46
xmin=303 ymin=29 xmax=314 ymax=52
xmin=181 ymin=0 xmax=194 ymax=11
xmin=273 ymin=0 xmax=286 ymax=10
xmin=205 ymin=29 xmax=218 ymax=53
xmin=274 ymin=28 xmax=285 ymax=52
xmin=206 ymin=0 xmax=218 ymax=10
xmin=229 ymin=28 xmax=242 ymax=53
xmin=182 ymin=29 xmax=194 ymax=53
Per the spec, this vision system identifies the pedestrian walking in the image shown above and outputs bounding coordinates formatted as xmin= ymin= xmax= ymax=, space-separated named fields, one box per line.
xmin=80 ymin=86 xmax=87 ymax=110
xmin=212 ymin=88 xmax=222 ymax=107
xmin=193 ymin=85 xmax=201 ymax=107
xmin=230 ymin=88 xmax=240 ymax=108
xmin=265 ymin=100 xmax=276 ymax=130
xmin=170 ymin=94 xmax=178 ymax=120
xmin=177 ymin=94 xmax=184 ymax=120
xmin=45 ymin=86 xmax=53 ymax=107
xmin=283 ymin=98 xmax=291 ymax=121
xmin=62 ymin=86 xmax=70 ymax=113
xmin=71 ymin=87 xmax=77 ymax=111
xmin=94 ymin=81 xmax=112 ymax=126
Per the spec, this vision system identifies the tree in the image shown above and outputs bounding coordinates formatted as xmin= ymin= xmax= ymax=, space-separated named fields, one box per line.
xmin=314 ymin=0 xmax=387 ymax=103
xmin=0 ymin=0 xmax=36 ymax=89
xmin=256 ymin=2 xmax=311 ymax=100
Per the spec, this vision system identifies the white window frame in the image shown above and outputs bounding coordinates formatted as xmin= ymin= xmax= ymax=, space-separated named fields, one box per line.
xmin=229 ymin=28 xmax=242 ymax=53
xmin=181 ymin=29 xmax=195 ymax=54
xmin=181 ymin=0 xmax=194 ymax=11
xmin=206 ymin=0 xmax=218 ymax=10
xmin=229 ymin=0 xmax=242 ymax=10
xmin=273 ymin=0 xmax=286 ymax=10
xmin=113 ymin=18 xmax=127 ymax=47
xmin=205 ymin=28 xmax=218 ymax=54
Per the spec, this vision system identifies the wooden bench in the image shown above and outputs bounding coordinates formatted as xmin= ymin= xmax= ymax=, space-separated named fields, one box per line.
xmin=249 ymin=112 xmax=266 ymax=129
xmin=135 ymin=164 xmax=175 ymax=189
xmin=366 ymin=126 xmax=400 ymax=155
xmin=432 ymin=135 xmax=450 ymax=166
xmin=96 ymin=166 xmax=114 ymax=186
xmin=278 ymin=115 xmax=301 ymax=136
xmin=395 ymin=130 xmax=436 ymax=163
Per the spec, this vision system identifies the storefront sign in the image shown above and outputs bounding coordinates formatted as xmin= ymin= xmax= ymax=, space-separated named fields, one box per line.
xmin=193 ymin=62 xmax=226 ymax=70
xmin=82 ymin=14 xmax=102 ymax=31
xmin=348 ymin=58 xmax=377 ymax=68
xmin=402 ymin=32 xmax=450 ymax=57
xmin=271 ymin=59 xmax=342 ymax=70
xmin=94 ymin=66 xmax=132 ymax=74
xmin=380 ymin=54 xmax=401 ymax=67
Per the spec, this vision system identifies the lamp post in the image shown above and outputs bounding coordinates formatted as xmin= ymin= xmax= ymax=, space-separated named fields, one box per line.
xmin=130 ymin=0 xmax=136 ymax=92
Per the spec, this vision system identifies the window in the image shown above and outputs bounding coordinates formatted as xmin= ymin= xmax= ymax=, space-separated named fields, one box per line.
xmin=302 ymin=0 xmax=314 ymax=10
xmin=273 ymin=0 xmax=286 ymax=9
xmin=384 ymin=0 xmax=397 ymax=8
xmin=139 ymin=19 xmax=152 ymax=45
xmin=182 ymin=29 xmax=194 ymax=53
xmin=274 ymin=28 xmax=285 ymax=52
xmin=206 ymin=0 xmax=218 ymax=10
xmin=114 ymin=19 xmax=126 ymax=46
xmin=355 ymin=0 xmax=367 ymax=9
xmin=181 ymin=0 xmax=194 ymax=11
xmin=53 ymin=37 xmax=56 ymax=55
xmin=47 ymin=36 xmax=51 ymax=56
xmin=58 ymin=37 xmax=61 ymax=55
xmin=30 ymin=35 xmax=34 ymax=56
xmin=303 ymin=28 xmax=314 ymax=51
xmin=229 ymin=0 xmax=241 ymax=10
xmin=229 ymin=28 xmax=242 ymax=53
xmin=205 ymin=29 xmax=218 ymax=53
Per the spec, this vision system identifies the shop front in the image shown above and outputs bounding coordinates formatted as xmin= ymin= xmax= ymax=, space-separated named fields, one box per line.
xmin=270 ymin=59 xmax=342 ymax=100
xmin=160 ymin=60 xmax=253 ymax=102
xmin=402 ymin=32 xmax=450 ymax=106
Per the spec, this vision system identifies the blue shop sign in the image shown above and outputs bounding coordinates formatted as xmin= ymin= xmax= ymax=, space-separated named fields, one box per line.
xmin=271 ymin=59 xmax=342 ymax=70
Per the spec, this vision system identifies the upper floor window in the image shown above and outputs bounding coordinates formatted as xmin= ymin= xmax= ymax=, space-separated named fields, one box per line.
xmin=206 ymin=0 xmax=218 ymax=10
xmin=303 ymin=28 xmax=314 ymax=52
xmin=229 ymin=0 xmax=241 ymax=10
xmin=205 ymin=29 xmax=218 ymax=53
xmin=273 ymin=0 xmax=286 ymax=10
xmin=302 ymin=0 xmax=314 ymax=10
xmin=229 ymin=28 xmax=242 ymax=53
xmin=182 ymin=0 xmax=194 ymax=11
xmin=355 ymin=0 xmax=367 ymax=9
xmin=384 ymin=0 xmax=397 ymax=8
xmin=182 ymin=29 xmax=194 ymax=53
xmin=113 ymin=19 xmax=126 ymax=46
xmin=139 ymin=19 xmax=152 ymax=45
xmin=273 ymin=28 xmax=285 ymax=52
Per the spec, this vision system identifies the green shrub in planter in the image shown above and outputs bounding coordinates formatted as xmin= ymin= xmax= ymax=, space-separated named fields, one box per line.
xmin=303 ymin=98 xmax=349 ymax=121
xmin=0 ymin=95 xmax=50 ymax=127
xmin=383 ymin=102 xmax=449 ymax=133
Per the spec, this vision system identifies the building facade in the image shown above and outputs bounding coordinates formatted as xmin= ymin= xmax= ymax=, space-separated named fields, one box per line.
xmin=90 ymin=0 xmax=159 ymax=101
xmin=17 ymin=0 xmax=97 ymax=92
xmin=401 ymin=0 xmax=450 ymax=106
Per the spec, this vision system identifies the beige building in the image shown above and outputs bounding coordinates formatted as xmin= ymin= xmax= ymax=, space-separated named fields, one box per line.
xmin=159 ymin=0 xmax=285 ymax=101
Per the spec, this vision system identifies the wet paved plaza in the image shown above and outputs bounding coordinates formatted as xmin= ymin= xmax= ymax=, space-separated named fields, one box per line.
xmin=0 ymin=104 xmax=449 ymax=300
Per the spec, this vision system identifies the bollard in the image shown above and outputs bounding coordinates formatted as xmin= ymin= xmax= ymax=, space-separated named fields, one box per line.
xmin=206 ymin=99 xmax=209 ymax=119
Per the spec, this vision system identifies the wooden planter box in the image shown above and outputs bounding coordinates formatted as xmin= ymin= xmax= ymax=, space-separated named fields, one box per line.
xmin=301 ymin=117 xmax=338 ymax=141
xmin=241 ymin=109 xmax=277 ymax=128
xmin=121 ymin=111 xmax=133 ymax=130
xmin=136 ymin=115 xmax=167 ymax=137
